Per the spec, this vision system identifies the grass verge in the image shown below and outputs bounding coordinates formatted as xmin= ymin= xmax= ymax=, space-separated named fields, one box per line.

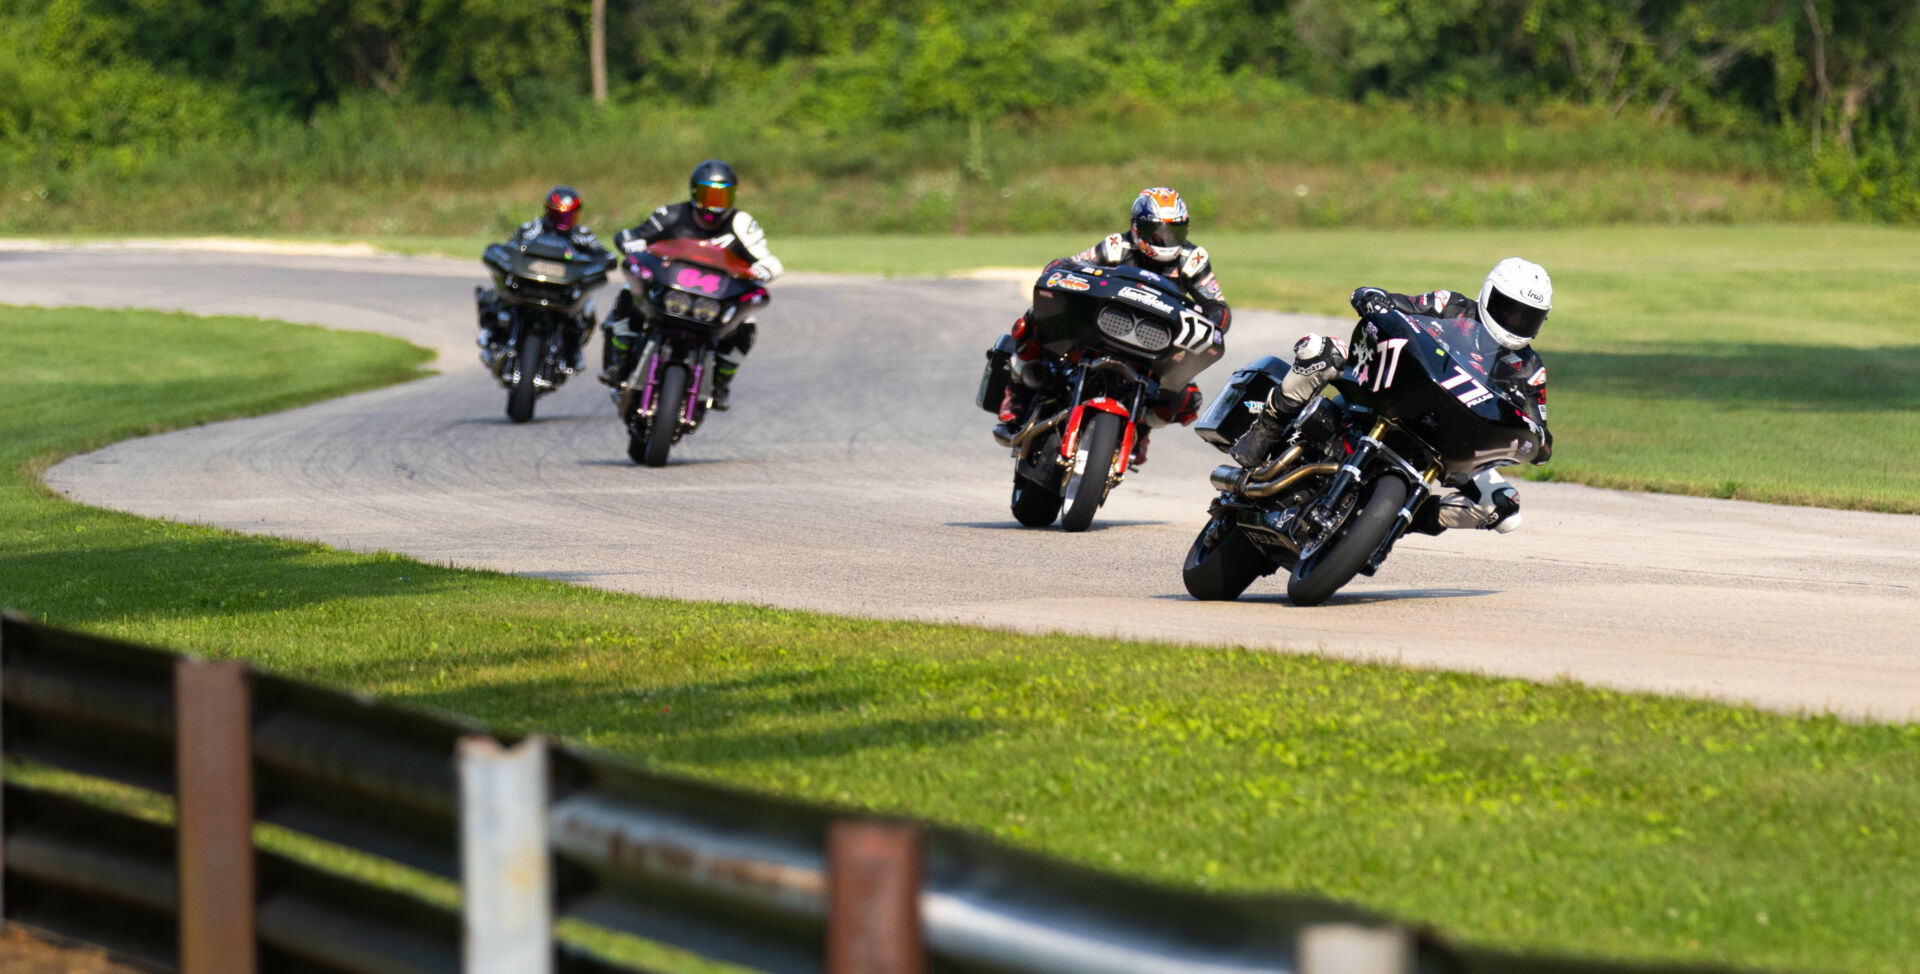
xmin=2 ymin=303 xmax=1917 ymax=972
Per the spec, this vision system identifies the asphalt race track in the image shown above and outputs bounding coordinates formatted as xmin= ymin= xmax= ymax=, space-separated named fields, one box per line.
xmin=10 ymin=246 xmax=1919 ymax=721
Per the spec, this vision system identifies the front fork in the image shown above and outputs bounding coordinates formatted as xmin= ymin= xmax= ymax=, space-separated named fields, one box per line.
xmin=1296 ymin=418 xmax=1437 ymax=568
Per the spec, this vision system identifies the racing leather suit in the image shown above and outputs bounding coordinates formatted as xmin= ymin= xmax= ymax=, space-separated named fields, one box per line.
xmin=996 ymin=230 xmax=1233 ymax=463
xmin=475 ymin=220 xmax=616 ymax=368
xmin=1228 ymin=286 xmax=1552 ymax=533
xmin=601 ymin=203 xmax=783 ymax=393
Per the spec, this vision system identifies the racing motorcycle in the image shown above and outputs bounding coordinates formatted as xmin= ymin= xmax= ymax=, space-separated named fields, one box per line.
xmin=978 ymin=259 xmax=1225 ymax=532
xmin=611 ymin=239 xmax=770 ymax=466
xmin=1183 ymin=306 xmax=1546 ymax=605
xmin=479 ymin=232 xmax=611 ymax=423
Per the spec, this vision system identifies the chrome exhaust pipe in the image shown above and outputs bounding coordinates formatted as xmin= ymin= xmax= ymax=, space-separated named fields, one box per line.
xmin=1209 ymin=464 xmax=1246 ymax=494
xmin=996 ymin=407 xmax=1072 ymax=450
xmin=1244 ymin=462 xmax=1341 ymax=499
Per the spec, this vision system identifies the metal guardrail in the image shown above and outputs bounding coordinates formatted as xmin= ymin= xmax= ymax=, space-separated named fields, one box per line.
xmin=0 ymin=614 xmax=1744 ymax=974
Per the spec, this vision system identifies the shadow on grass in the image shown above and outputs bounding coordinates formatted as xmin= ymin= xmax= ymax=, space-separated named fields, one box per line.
xmin=1552 ymin=342 xmax=1920 ymax=411
xmin=0 ymin=535 xmax=469 ymax=627
xmin=396 ymin=669 xmax=997 ymax=766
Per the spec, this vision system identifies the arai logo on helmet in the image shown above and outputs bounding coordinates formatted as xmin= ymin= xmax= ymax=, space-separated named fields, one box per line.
xmin=1046 ymin=271 xmax=1091 ymax=292
xmin=1116 ymin=286 xmax=1175 ymax=315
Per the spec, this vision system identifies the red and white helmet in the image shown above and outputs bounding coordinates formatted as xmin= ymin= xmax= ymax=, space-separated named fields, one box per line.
xmin=1477 ymin=257 xmax=1552 ymax=350
xmin=1129 ymin=187 xmax=1190 ymax=262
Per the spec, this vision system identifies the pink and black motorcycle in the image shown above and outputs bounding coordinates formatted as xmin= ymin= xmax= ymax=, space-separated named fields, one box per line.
xmin=612 ymin=239 xmax=770 ymax=466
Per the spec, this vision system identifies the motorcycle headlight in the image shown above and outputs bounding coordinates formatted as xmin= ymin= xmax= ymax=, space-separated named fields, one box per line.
xmin=664 ymin=290 xmax=692 ymax=317
xmin=1096 ymin=305 xmax=1136 ymax=341
xmin=693 ymin=297 xmax=722 ymax=322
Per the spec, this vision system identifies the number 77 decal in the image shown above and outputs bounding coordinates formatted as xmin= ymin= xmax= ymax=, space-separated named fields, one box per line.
xmin=1439 ymin=366 xmax=1494 ymax=406
xmin=1370 ymin=338 xmax=1409 ymax=392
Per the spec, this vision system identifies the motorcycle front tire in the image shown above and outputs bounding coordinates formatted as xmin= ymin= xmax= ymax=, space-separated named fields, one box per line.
xmin=1059 ymin=411 xmax=1124 ymax=533
xmin=637 ymin=363 xmax=689 ymax=467
xmin=1286 ymin=475 xmax=1409 ymax=607
xmin=506 ymin=330 xmax=539 ymax=424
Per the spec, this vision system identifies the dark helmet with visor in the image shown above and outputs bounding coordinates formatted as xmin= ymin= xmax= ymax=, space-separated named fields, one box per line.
xmin=1129 ymin=187 xmax=1190 ymax=262
xmin=543 ymin=186 xmax=582 ymax=234
xmin=689 ymin=159 xmax=738 ymax=229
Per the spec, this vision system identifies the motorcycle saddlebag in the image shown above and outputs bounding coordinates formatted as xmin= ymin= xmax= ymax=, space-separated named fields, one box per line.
xmin=975 ymin=334 xmax=1017 ymax=413
xmin=1193 ymin=355 xmax=1290 ymax=452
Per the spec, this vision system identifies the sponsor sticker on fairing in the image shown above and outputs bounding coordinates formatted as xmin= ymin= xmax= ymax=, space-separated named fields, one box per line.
xmin=1046 ymin=271 xmax=1092 ymax=292
xmin=1116 ymin=286 xmax=1176 ymax=315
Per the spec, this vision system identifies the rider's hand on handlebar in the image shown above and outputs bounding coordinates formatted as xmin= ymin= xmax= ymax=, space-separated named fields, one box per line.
xmin=1350 ymin=286 xmax=1393 ymax=317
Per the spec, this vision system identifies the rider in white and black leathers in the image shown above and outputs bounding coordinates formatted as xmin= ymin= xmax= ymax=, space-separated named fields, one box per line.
xmin=475 ymin=186 xmax=616 ymax=370
xmin=992 ymin=187 xmax=1231 ymax=466
xmin=1229 ymin=258 xmax=1555 ymax=534
xmin=599 ymin=160 xmax=784 ymax=409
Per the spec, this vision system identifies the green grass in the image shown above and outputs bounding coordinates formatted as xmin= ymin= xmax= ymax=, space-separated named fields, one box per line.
xmin=4 ymin=304 xmax=1920 ymax=973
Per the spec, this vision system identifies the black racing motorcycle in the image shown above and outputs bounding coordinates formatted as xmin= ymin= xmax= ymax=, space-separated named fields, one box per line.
xmin=479 ymin=232 xmax=611 ymax=423
xmin=1183 ymin=306 xmax=1546 ymax=605
xmin=612 ymin=238 xmax=770 ymax=466
xmin=978 ymin=259 xmax=1225 ymax=532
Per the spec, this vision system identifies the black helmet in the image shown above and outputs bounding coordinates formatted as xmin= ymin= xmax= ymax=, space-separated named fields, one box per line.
xmin=689 ymin=159 xmax=738 ymax=229
xmin=543 ymin=186 xmax=582 ymax=234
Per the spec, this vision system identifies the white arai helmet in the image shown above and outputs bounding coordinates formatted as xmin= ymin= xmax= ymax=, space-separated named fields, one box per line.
xmin=1476 ymin=257 xmax=1552 ymax=351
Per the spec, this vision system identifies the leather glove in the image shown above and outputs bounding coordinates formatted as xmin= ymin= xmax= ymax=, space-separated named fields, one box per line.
xmin=1350 ymin=286 xmax=1393 ymax=317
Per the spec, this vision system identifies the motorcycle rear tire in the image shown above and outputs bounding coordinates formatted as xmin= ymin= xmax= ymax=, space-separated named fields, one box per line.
xmin=1059 ymin=411 xmax=1123 ymax=533
xmin=506 ymin=330 xmax=539 ymax=424
xmin=1010 ymin=474 xmax=1063 ymax=527
xmin=1182 ymin=516 xmax=1272 ymax=601
xmin=638 ymin=364 xmax=688 ymax=468
xmin=1286 ymin=476 xmax=1409 ymax=607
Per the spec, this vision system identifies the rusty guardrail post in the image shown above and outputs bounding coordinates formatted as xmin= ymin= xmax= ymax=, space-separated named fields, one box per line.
xmin=459 ymin=735 xmax=552 ymax=974
xmin=827 ymin=819 xmax=923 ymax=974
xmin=175 ymin=657 xmax=255 ymax=974
xmin=1300 ymin=924 xmax=1414 ymax=974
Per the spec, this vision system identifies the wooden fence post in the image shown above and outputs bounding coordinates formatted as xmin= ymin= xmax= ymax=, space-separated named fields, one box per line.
xmin=175 ymin=658 xmax=255 ymax=974
xmin=827 ymin=819 xmax=923 ymax=974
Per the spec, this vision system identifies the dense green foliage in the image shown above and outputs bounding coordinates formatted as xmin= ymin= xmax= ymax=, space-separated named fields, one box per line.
xmin=4 ymin=303 xmax=1919 ymax=973
xmin=3 ymin=0 xmax=1917 ymax=226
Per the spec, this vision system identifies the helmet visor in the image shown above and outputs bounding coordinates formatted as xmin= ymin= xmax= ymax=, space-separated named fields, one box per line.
xmin=692 ymin=182 xmax=735 ymax=212
xmin=546 ymin=207 xmax=577 ymax=233
xmin=1131 ymin=217 xmax=1189 ymax=252
xmin=1486 ymin=289 xmax=1548 ymax=340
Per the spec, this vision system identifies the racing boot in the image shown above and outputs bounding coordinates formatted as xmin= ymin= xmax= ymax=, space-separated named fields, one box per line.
xmin=599 ymin=330 xmax=638 ymax=387
xmin=711 ymin=355 xmax=740 ymax=410
xmin=1130 ymin=424 xmax=1151 ymax=468
xmin=1432 ymin=474 xmax=1523 ymax=534
xmin=992 ymin=385 xmax=1035 ymax=442
xmin=1229 ymin=401 xmax=1291 ymax=468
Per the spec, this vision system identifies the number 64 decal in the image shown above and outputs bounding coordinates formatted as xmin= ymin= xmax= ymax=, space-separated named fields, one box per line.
xmin=674 ymin=266 xmax=724 ymax=294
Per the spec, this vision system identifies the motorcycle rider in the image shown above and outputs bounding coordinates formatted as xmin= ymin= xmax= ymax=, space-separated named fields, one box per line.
xmin=1228 ymin=257 xmax=1554 ymax=534
xmin=991 ymin=187 xmax=1231 ymax=466
xmin=475 ymin=186 xmax=616 ymax=371
xmin=598 ymin=159 xmax=784 ymax=410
